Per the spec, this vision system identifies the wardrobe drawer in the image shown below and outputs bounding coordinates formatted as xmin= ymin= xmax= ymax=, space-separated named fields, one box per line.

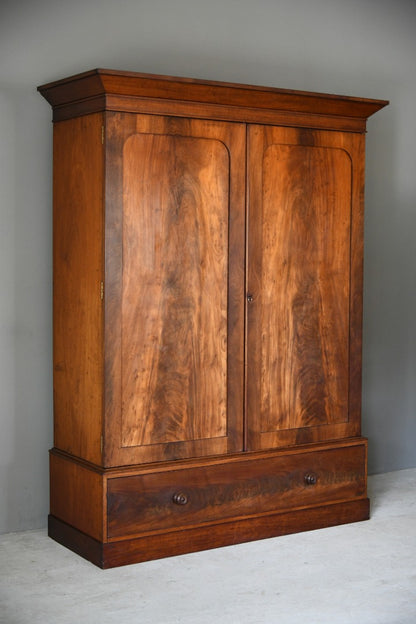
xmin=107 ymin=443 xmax=366 ymax=540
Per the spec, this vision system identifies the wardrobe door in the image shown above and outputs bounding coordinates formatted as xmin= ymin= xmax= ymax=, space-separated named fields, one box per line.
xmin=246 ymin=125 xmax=364 ymax=450
xmin=104 ymin=113 xmax=246 ymax=466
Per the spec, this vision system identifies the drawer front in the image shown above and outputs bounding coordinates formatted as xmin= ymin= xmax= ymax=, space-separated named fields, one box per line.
xmin=107 ymin=444 xmax=366 ymax=539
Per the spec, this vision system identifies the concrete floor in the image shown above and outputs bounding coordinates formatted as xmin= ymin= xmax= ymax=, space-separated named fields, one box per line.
xmin=0 ymin=468 xmax=415 ymax=624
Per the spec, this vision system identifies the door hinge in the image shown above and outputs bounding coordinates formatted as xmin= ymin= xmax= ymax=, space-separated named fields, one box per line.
xmin=100 ymin=281 xmax=104 ymax=300
xmin=100 ymin=435 xmax=103 ymax=454
xmin=101 ymin=125 xmax=105 ymax=144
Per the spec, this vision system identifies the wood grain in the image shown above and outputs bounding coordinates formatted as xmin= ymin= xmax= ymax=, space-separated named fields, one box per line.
xmin=261 ymin=143 xmax=350 ymax=427
xmin=348 ymin=132 xmax=366 ymax=437
xmin=104 ymin=497 xmax=370 ymax=567
xmin=38 ymin=68 xmax=388 ymax=132
xmin=247 ymin=127 xmax=357 ymax=449
xmin=50 ymin=451 xmax=105 ymax=541
xmin=53 ymin=114 xmax=104 ymax=464
xmin=104 ymin=114 xmax=246 ymax=466
xmin=39 ymin=71 xmax=384 ymax=568
xmin=121 ymin=134 xmax=228 ymax=447
xmin=107 ymin=443 xmax=366 ymax=539
xmin=48 ymin=440 xmax=368 ymax=567
xmin=49 ymin=496 xmax=369 ymax=568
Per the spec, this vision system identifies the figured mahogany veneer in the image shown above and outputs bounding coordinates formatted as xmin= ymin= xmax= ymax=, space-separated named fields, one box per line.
xmin=38 ymin=69 xmax=387 ymax=568
xmin=103 ymin=113 xmax=245 ymax=466
xmin=49 ymin=439 xmax=369 ymax=568
xmin=107 ymin=443 xmax=366 ymax=539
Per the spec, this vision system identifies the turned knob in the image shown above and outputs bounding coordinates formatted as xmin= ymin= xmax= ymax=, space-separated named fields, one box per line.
xmin=304 ymin=473 xmax=317 ymax=486
xmin=172 ymin=492 xmax=188 ymax=505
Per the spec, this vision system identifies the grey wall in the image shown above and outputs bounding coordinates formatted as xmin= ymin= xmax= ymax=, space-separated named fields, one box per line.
xmin=1 ymin=0 xmax=415 ymax=534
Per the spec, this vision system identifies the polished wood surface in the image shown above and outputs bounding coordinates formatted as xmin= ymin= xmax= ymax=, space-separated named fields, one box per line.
xmin=38 ymin=68 xmax=388 ymax=132
xmin=49 ymin=498 xmax=369 ymax=568
xmin=107 ymin=443 xmax=366 ymax=539
xmin=39 ymin=70 xmax=387 ymax=568
xmin=53 ymin=114 xmax=104 ymax=464
xmin=104 ymin=114 xmax=246 ymax=466
xmin=49 ymin=439 xmax=368 ymax=568
xmin=105 ymin=496 xmax=369 ymax=567
xmin=48 ymin=516 xmax=105 ymax=567
xmin=247 ymin=127 xmax=364 ymax=449
xmin=50 ymin=451 xmax=105 ymax=541
xmin=121 ymin=133 xmax=228 ymax=448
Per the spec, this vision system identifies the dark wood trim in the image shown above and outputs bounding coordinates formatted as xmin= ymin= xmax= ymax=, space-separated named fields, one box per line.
xmin=49 ymin=515 xmax=104 ymax=568
xmin=49 ymin=498 xmax=369 ymax=569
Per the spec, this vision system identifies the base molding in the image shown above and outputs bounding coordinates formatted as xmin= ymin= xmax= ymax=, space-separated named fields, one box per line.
xmin=49 ymin=515 xmax=104 ymax=567
xmin=49 ymin=497 xmax=369 ymax=569
xmin=49 ymin=439 xmax=369 ymax=568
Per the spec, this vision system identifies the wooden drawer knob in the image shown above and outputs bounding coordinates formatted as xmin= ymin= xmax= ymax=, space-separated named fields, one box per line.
xmin=304 ymin=473 xmax=317 ymax=486
xmin=172 ymin=492 xmax=188 ymax=505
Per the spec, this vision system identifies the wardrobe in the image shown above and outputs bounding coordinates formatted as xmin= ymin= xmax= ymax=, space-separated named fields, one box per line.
xmin=38 ymin=69 xmax=387 ymax=568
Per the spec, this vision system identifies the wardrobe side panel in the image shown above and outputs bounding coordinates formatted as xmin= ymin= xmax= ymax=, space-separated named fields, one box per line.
xmin=53 ymin=114 xmax=104 ymax=464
